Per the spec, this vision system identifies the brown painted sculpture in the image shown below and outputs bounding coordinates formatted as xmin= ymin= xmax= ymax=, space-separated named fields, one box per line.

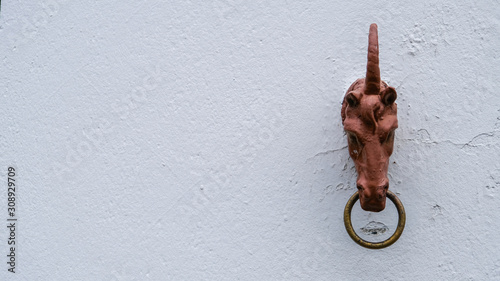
xmin=341 ymin=24 xmax=398 ymax=212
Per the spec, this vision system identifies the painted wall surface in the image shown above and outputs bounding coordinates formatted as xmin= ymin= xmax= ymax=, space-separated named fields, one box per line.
xmin=1 ymin=1 xmax=499 ymax=280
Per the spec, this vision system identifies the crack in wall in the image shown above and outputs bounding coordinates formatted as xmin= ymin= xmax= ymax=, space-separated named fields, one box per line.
xmin=399 ymin=128 xmax=499 ymax=149
xmin=306 ymin=145 xmax=348 ymax=163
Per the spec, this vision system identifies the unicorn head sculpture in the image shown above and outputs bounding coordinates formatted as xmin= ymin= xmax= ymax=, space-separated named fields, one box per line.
xmin=341 ymin=24 xmax=398 ymax=212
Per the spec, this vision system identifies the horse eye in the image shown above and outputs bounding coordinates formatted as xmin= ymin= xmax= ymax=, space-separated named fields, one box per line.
xmin=384 ymin=131 xmax=395 ymax=143
xmin=348 ymin=132 xmax=360 ymax=146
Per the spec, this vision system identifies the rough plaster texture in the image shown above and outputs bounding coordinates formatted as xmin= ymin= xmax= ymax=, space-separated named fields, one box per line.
xmin=1 ymin=0 xmax=499 ymax=280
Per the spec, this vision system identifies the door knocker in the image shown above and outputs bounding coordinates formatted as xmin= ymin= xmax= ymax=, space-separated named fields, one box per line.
xmin=341 ymin=24 xmax=405 ymax=249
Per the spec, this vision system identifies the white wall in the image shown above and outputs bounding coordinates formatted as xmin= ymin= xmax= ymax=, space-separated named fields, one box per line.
xmin=1 ymin=1 xmax=499 ymax=280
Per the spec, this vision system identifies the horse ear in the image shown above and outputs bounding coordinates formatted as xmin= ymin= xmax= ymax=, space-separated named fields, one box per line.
xmin=345 ymin=92 xmax=360 ymax=107
xmin=381 ymin=86 xmax=397 ymax=106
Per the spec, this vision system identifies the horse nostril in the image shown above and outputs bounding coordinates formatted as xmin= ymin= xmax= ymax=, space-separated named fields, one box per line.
xmin=377 ymin=183 xmax=389 ymax=201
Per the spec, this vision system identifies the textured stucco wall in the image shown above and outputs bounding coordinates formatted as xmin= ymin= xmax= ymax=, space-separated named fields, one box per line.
xmin=1 ymin=1 xmax=499 ymax=280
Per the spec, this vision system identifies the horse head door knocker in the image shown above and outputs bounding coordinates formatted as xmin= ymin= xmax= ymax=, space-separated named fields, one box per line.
xmin=342 ymin=24 xmax=405 ymax=249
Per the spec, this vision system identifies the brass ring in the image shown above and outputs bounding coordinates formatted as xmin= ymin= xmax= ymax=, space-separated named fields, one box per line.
xmin=343 ymin=190 xmax=405 ymax=249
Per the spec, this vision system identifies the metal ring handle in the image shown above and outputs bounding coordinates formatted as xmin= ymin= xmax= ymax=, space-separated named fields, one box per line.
xmin=344 ymin=190 xmax=405 ymax=249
